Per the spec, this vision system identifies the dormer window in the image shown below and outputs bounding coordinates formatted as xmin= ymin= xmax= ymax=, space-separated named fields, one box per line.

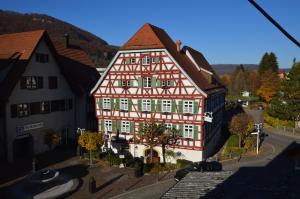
xmin=142 ymin=56 xmax=150 ymax=65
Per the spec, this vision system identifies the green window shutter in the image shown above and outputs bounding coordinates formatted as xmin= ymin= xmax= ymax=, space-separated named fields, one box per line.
xmin=170 ymin=80 xmax=175 ymax=86
xmin=152 ymin=77 xmax=157 ymax=88
xmin=156 ymin=100 xmax=162 ymax=112
xmin=99 ymin=98 xmax=103 ymax=109
xmin=118 ymin=80 xmax=121 ymax=87
xmin=112 ymin=120 xmax=116 ymax=132
xmin=151 ymin=100 xmax=155 ymax=112
xmin=101 ymin=120 xmax=104 ymax=132
xmin=172 ymin=100 xmax=176 ymax=112
xmin=138 ymin=99 xmax=142 ymax=111
xmin=118 ymin=120 xmax=122 ymax=131
xmin=110 ymin=99 xmax=114 ymax=109
xmin=130 ymin=80 xmax=134 ymax=87
xmin=115 ymin=98 xmax=120 ymax=110
xmin=138 ymin=77 xmax=142 ymax=88
xmin=179 ymin=101 xmax=183 ymax=113
xmin=157 ymin=80 xmax=161 ymax=87
xmin=194 ymin=101 xmax=199 ymax=114
xmin=138 ymin=122 xmax=144 ymax=134
xmin=128 ymin=99 xmax=133 ymax=111
xmin=194 ymin=125 xmax=199 ymax=140
xmin=130 ymin=122 xmax=134 ymax=134
xmin=179 ymin=124 xmax=183 ymax=137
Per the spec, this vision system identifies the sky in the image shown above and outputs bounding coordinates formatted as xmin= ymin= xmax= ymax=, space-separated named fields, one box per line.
xmin=1 ymin=0 xmax=299 ymax=68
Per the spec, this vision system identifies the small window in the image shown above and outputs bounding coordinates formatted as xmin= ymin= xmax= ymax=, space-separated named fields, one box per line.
xmin=162 ymin=100 xmax=171 ymax=113
xmin=130 ymin=58 xmax=136 ymax=64
xmin=121 ymin=121 xmax=130 ymax=133
xmin=121 ymin=80 xmax=131 ymax=87
xmin=142 ymin=56 xmax=150 ymax=65
xmin=105 ymin=120 xmax=112 ymax=132
xmin=103 ymin=98 xmax=111 ymax=109
xmin=152 ymin=57 xmax=160 ymax=63
xmin=165 ymin=123 xmax=172 ymax=129
xmin=183 ymin=101 xmax=193 ymax=114
xmin=161 ymin=80 xmax=171 ymax=87
xmin=142 ymin=99 xmax=151 ymax=112
xmin=18 ymin=103 xmax=29 ymax=117
xmin=36 ymin=53 xmax=49 ymax=63
xmin=184 ymin=125 xmax=193 ymax=138
xmin=120 ymin=98 xmax=128 ymax=111
xmin=48 ymin=76 xmax=58 ymax=89
xmin=143 ymin=77 xmax=152 ymax=88
xmin=40 ymin=101 xmax=50 ymax=113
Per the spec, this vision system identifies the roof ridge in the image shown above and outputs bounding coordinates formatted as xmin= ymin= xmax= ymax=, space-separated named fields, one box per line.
xmin=0 ymin=29 xmax=45 ymax=37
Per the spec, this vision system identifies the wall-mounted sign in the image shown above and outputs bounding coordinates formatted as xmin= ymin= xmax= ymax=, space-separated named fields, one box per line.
xmin=16 ymin=122 xmax=44 ymax=135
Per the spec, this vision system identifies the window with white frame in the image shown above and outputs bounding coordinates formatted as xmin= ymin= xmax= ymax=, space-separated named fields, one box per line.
xmin=105 ymin=120 xmax=112 ymax=132
xmin=103 ymin=98 xmax=111 ymax=109
xmin=18 ymin=103 xmax=29 ymax=117
xmin=165 ymin=123 xmax=172 ymax=129
xmin=143 ymin=77 xmax=152 ymax=88
xmin=120 ymin=98 xmax=128 ymax=111
xmin=142 ymin=56 xmax=150 ymax=65
xmin=161 ymin=80 xmax=171 ymax=87
xmin=121 ymin=121 xmax=130 ymax=133
xmin=142 ymin=99 xmax=151 ymax=112
xmin=162 ymin=100 xmax=171 ymax=113
xmin=130 ymin=58 xmax=136 ymax=64
xmin=184 ymin=125 xmax=193 ymax=138
xmin=183 ymin=101 xmax=193 ymax=114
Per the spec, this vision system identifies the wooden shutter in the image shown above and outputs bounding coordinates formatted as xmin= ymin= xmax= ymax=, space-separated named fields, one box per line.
xmin=194 ymin=101 xmax=199 ymax=114
xmin=151 ymin=100 xmax=155 ymax=112
xmin=130 ymin=122 xmax=134 ymax=134
xmin=128 ymin=99 xmax=132 ymax=111
xmin=100 ymin=120 xmax=104 ymax=132
xmin=130 ymin=80 xmax=134 ymax=87
xmin=157 ymin=80 xmax=161 ymax=87
xmin=118 ymin=120 xmax=122 ymax=131
xmin=110 ymin=98 xmax=114 ymax=109
xmin=172 ymin=100 xmax=176 ymax=112
xmin=170 ymin=80 xmax=175 ymax=86
xmin=152 ymin=77 xmax=156 ymax=88
xmin=115 ymin=98 xmax=120 ymax=110
xmin=179 ymin=101 xmax=183 ymax=113
xmin=10 ymin=104 xmax=17 ymax=118
xmin=99 ymin=98 xmax=103 ymax=109
xmin=20 ymin=77 xmax=26 ymax=89
xmin=112 ymin=120 xmax=116 ymax=132
xmin=30 ymin=102 xmax=40 ymax=115
xmin=138 ymin=122 xmax=144 ymax=134
xmin=118 ymin=80 xmax=121 ymax=87
xmin=179 ymin=124 xmax=183 ymax=137
xmin=138 ymin=99 xmax=142 ymax=111
xmin=37 ymin=76 xmax=43 ymax=88
xmin=138 ymin=77 xmax=142 ymax=88
xmin=156 ymin=100 xmax=162 ymax=112
xmin=194 ymin=125 xmax=199 ymax=140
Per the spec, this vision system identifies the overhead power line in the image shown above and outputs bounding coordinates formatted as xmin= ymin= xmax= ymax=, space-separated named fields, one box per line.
xmin=248 ymin=0 xmax=300 ymax=48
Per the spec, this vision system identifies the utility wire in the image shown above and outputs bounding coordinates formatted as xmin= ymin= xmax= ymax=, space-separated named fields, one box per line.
xmin=248 ymin=0 xmax=300 ymax=48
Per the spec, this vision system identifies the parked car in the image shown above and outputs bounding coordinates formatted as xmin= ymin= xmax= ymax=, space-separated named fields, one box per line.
xmin=174 ymin=161 xmax=222 ymax=181
xmin=257 ymin=106 xmax=264 ymax=110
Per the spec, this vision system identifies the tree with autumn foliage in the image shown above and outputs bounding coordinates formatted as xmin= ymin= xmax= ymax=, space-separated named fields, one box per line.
xmin=229 ymin=113 xmax=254 ymax=148
xmin=256 ymin=69 xmax=280 ymax=103
xmin=78 ymin=131 xmax=104 ymax=166
xmin=137 ymin=122 xmax=165 ymax=163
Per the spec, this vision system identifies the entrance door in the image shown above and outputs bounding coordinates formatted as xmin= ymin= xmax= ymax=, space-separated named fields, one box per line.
xmin=145 ymin=149 xmax=160 ymax=163
xmin=13 ymin=135 xmax=33 ymax=160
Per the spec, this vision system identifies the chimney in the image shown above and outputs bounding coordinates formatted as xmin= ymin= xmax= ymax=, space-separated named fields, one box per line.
xmin=64 ymin=33 xmax=69 ymax=48
xmin=176 ymin=40 xmax=181 ymax=52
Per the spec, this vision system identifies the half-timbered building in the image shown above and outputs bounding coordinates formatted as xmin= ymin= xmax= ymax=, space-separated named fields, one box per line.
xmin=91 ymin=23 xmax=226 ymax=162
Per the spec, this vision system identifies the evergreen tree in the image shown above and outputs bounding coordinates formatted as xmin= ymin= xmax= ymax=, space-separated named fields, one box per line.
xmin=268 ymin=52 xmax=279 ymax=72
xmin=258 ymin=53 xmax=270 ymax=75
xmin=268 ymin=62 xmax=300 ymax=120
xmin=258 ymin=52 xmax=279 ymax=75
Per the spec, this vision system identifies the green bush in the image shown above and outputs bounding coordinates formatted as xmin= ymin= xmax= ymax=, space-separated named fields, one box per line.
xmin=226 ymin=135 xmax=239 ymax=148
xmin=104 ymin=153 xmax=122 ymax=165
xmin=264 ymin=113 xmax=294 ymax=128
xmin=143 ymin=163 xmax=153 ymax=174
xmin=224 ymin=147 xmax=246 ymax=157
xmin=176 ymin=159 xmax=192 ymax=168
xmin=243 ymin=136 xmax=256 ymax=150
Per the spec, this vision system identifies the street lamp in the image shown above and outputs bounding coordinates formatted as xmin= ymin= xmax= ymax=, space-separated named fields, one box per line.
xmin=251 ymin=123 xmax=263 ymax=155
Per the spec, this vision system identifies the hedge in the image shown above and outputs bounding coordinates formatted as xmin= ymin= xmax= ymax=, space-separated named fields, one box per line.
xmin=264 ymin=113 xmax=294 ymax=128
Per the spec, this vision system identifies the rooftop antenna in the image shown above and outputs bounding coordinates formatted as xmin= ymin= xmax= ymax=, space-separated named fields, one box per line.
xmin=248 ymin=0 xmax=300 ymax=48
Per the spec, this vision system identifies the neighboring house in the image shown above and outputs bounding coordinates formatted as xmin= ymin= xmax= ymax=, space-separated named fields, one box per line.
xmin=241 ymin=91 xmax=250 ymax=97
xmin=0 ymin=30 xmax=99 ymax=162
xmin=91 ymin=23 xmax=226 ymax=162
xmin=278 ymin=69 xmax=286 ymax=80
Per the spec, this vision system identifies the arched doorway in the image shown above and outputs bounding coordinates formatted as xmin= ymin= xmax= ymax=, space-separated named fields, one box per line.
xmin=145 ymin=149 xmax=160 ymax=163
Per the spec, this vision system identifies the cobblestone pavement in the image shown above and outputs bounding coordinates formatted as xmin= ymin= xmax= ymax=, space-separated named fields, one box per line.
xmin=161 ymin=171 xmax=233 ymax=199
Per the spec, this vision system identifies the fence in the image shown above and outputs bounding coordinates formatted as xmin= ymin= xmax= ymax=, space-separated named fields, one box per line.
xmin=273 ymin=126 xmax=300 ymax=137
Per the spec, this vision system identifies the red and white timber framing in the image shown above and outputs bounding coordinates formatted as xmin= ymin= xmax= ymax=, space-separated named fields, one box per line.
xmin=92 ymin=49 xmax=224 ymax=161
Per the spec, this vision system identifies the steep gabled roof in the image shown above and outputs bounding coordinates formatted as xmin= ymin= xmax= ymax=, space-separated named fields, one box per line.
xmin=122 ymin=23 xmax=225 ymax=94
xmin=0 ymin=30 xmax=99 ymax=100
